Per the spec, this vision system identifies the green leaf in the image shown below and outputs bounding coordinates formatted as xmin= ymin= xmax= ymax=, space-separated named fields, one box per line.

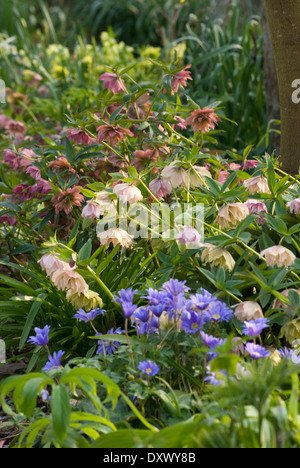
xmin=78 ymin=239 xmax=92 ymax=262
xmin=19 ymin=293 xmax=48 ymax=350
xmin=50 ymin=383 xmax=71 ymax=443
xmin=91 ymin=429 xmax=151 ymax=448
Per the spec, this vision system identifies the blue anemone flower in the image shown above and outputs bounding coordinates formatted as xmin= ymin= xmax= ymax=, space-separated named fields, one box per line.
xmin=43 ymin=350 xmax=65 ymax=372
xmin=28 ymin=325 xmax=51 ymax=346
xmin=138 ymin=360 xmax=160 ymax=376
xmin=96 ymin=327 xmax=125 ymax=355
xmin=73 ymin=308 xmax=105 ymax=322
xmin=242 ymin=318 xmax=269 ymax=337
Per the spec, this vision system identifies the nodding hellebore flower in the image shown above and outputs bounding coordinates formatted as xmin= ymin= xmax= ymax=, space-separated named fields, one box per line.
xmin=28 ymin=325 xmax=51 ymax=346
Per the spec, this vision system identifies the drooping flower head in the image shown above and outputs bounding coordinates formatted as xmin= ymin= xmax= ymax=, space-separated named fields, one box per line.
xmin=65 ymin=128 xmax=93 ymax=146
xmin=215 ymin=203 xmax=250 ymax=229
xmin=234 ymin=301 xmax=264 ymax=322
xmin=97 ymin=227 xmax=134 ymax=250
xmin=243 ymin=176 xmax=270 ymax=195
xmin=170 ymin=64 xmax=192 ymax=95
xmin=287 ymin=198 xmax=300 ymax=215
xmin=149 ymin=177 xmax=172 ymax=198
xmin=96 ymin=125 xmax=133 ymax=145
xmin=185 ymin=107 xmax=221 ymax=134
xmin=51 ymin=187 xmax=84 ymax=215
xmin=113 ymin=182 xmax=143 ymax=204
xmin=177 ymin=226 xmax=202 ymax=248
xmin=99 ymin=72 xmax=126 ymax=94
xmin=260 ymin=245 xmax=296 ymax=268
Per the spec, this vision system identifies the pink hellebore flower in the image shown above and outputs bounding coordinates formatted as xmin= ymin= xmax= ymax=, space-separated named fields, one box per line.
xmin=99 ymin=72 xmax=126 ymax=94
xmin=96 ymin=125 xmax=133 ymax=145
xmin=287 ymin=198 xmax=300 ymax=215
xmin=0 ymin=214 xmax=17 ymax=226
xmin=185 ymin=108 xmax=221 ymax=134
xmin=149 ymin=177 xmax=172 ymax=198
xmin=82 ymin=199 xmax=103 ymax=219
xmin=66 ymin=129 xmax=93 ymax=146
xmin=51 ymin=187 xmax=84 ymax=215
xmin=132 ymin=148 xmax=158 ymax=172
xmin=13 ymin=184 xmax=35 ymax=202
xmin=3 ymin=149 xmax=21 ymax=170
xmin=170 ymin=65 xmax=192 ymax=95
xmin=177 ymin=226 xmax=202 ymax=248
xmin=245 ymin=199 xmax=268 ymax=225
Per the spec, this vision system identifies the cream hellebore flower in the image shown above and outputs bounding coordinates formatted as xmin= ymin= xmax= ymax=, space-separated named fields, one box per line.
xmin=38 ymin=253 xmax=103 ymax=311
xmin=280 ymin=318 xmax=300 ymax=345
xmin=66 ymin=288 xmax=103 ymax=311
xmin=201 ymin=243 xmax=235 ymax=271
xmin=187 ymin=165 xmax=211 ymax=189
xmin=260 ymin=245 xmax=296 ymax=268
xmin=113 ymin=183 xmax=143 ymax=204
xmin=95 ymin=190 xmax=114 ymax=214
xmin=161 ymin=163 xmax=187 ymax=189
xmin=215 ymin=202 xmax=249 ymax=229
xmin=272 ymin=289 xmax=300 ymax=309
xmin=98 ymin=227 xmax=134 ymax=249
xmin=233 ymin=301 xmax=264 ymax=322
xmin=51 ymin=268 xmax=89 ymax=294
xmin=243 ymin=176 xmax=271 ymax=195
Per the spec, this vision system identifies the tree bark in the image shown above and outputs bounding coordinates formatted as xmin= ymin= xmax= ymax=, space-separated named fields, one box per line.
xmin=265 ymin=0 xmax=300 ymax=175
xmin=261 ymin=1 xmax=280 ymax=154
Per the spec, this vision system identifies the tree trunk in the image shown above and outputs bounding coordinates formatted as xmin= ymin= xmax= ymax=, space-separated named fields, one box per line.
xmin=265 ymin=0 xmax=300 ymax=175
xmin=261 ymin=1 xmax=280 ymax=154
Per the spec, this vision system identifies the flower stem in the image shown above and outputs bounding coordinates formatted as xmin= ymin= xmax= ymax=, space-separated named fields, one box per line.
xmin=86 ymin=265 xmax=114 ymax=301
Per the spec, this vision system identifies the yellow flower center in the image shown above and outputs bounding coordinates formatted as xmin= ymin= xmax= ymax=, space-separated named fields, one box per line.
xmin=213 ymin=314 xmax=221 ymax=320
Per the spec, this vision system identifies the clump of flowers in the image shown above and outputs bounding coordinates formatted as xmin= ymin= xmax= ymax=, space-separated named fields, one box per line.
xmin=38 ymin=253 xmax=103 ymax=311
